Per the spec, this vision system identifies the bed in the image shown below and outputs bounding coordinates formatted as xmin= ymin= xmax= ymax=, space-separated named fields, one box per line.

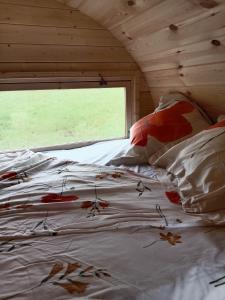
xmin=1 ymin=93 xmax=225 ymax=300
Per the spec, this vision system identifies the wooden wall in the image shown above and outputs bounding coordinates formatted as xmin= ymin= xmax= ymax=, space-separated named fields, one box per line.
xmin=59 ymin=0 xmax=225 ymax=120
xmin=0 ymin=0 xmax=154 ymax=119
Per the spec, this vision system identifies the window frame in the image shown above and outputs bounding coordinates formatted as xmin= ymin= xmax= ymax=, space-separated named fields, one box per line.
xmin=0 ymin=74 xmax=136 ymax=151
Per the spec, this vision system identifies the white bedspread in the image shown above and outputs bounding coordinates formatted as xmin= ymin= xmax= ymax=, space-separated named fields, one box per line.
xmin=0 ymin=150 xmax=225 ymax=300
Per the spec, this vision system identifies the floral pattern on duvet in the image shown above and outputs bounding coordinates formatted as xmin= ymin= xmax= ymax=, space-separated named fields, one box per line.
xmin=0 ymin=150 xmax=205 ymax=299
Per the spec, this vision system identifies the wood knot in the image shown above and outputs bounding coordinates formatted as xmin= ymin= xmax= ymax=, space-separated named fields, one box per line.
xmin=211 ymin=39 xmax=221 ymax=46
xmin=169 ymin=24 xmax=178 ymax=31
xmin=179 ymin=73 xmax=184 ymax=77
xmin=199 ymin=0 xmax=218 ymax=9
xmin=178 ymin=65 xmax=183 ymax=69
xmin=127 ymin=0 xmax=135 ymax=6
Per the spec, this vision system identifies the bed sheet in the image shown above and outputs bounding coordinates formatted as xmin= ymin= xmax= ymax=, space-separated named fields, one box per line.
xmin=44 ymin=139 xmax=130 ymax=166
xmin=43 ymin=139 xmax=157 ymax=178
xmin=0 ymin=150 xmax=225 ymax=300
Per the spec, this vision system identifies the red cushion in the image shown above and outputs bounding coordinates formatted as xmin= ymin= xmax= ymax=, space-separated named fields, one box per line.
xmin=130 ymin=101 xmax=195 ymax=146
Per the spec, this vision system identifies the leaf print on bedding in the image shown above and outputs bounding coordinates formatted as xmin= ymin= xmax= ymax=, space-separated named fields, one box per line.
xmin=209 ymin=274 xmax=225 ymax=287
xmin=0 ymin=240 xmax=32 ymax=253
xmin=81 ymin=186 xmax=109 ymax=217
xmin=156 ymin=204 xmax=168 ymax=227
xmin=31 ymin=212 xmax=57 ymax=236
xmin=53 ymin=280 xmax=89 ymax=294
xmin=160 ymin=232 xmax=182 ymax=246
xmin=39 ymin=261 xmax=111 ymax=296
xmin=136 ymin=180 xmax=152 ymax=197
xmin=41 ymin=262 xmax=64 ymax=284
xmin=95 ymin=171 xmax=124 ymax=180
xmin=59 ymin=263 xmax=81 ymax=280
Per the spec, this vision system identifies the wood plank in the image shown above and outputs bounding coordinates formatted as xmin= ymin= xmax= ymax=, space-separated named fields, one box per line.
xmin=67 ymin=0 xmax=164 ymax=29
xmin=112 ymin=0 xmax=225 ymax=42
xmin=57 ymin=0 xmax=83 ymax=8
xmin=0 ymin=44 xmax=134 ymax=63
xmin=146 ymin=63 xmax=225 ymax=88
xmin=150 ymin=85 xmax=225 ymax=120
xmin=0 ymin=24 xmax=121 ymax=47
xmin=0 ymin=3 xmax=101 ymax=29
xmin=0 ymin=0 xmax=73 ymax=10
xmin=139 ymin=31 xmax=225 ymax=71
xmin=126 ymin=4 xmax=225 ymax=57
xmin=182 ymin=63 xmax=225 ymax=86
xmin=145 ymin=68 xmax=185 ymax=88
xmin=0 ymin=62 xmax=138 ymax=73
xmin=138 ymin=91 xmax=155 ymax=118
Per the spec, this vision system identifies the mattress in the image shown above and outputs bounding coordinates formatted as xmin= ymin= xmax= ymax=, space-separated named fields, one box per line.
xmin=0 ymin=150 xmax=225 ymax=300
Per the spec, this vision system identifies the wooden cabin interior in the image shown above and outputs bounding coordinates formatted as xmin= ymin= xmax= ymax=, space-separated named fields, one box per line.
xmin=0 ymin=1 xmax=225 ymax=299
xmin=1 ymin=0 xmax=225 ymax=120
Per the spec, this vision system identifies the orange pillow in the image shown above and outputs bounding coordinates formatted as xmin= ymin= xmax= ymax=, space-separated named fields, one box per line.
xmin=131 ymin=93 xmax=211 ymax=164
xmin=108 ymin=93 xmax=211 ymax=166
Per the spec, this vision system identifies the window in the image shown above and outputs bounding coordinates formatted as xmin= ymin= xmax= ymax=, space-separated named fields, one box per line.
xmin=0 ymin=76 xmax=134 ymax=152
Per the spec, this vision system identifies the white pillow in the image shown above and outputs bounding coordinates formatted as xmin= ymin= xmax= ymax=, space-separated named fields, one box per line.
xmin=154 ymin=121 xmax=225 ymax=213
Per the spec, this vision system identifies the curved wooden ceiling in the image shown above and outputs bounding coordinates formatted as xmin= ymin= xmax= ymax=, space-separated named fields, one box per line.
xmin=57 ymin=0 xmax=225 ymax=118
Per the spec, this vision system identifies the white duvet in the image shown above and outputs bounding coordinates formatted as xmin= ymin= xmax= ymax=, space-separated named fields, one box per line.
xmin=0 ymin=150 xmax=225 ymax=299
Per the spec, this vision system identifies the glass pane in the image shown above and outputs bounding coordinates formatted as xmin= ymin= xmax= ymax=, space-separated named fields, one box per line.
xmin=0 ymin=87 xmax=126 ymax=151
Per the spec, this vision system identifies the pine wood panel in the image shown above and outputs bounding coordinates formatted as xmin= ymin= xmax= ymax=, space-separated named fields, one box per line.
xmin=66 ymin=0 xmax=163 ymax=29
xmin=126 ymin=5 xmax=225 ymax=57
xmin=150 ymin=85 xmax=225 ymax=120
xmin=61 ymin=0 xmax=225 ymax=118
xmin=0 ymin=62 xmax=137 ymax=73
xmin=0 ymin=3 xmax=101 ymax=28
xmin=0 ymin=44 xmax=133 ymax=63
xmin=0 ymin=0 xmax=72 ymax=9
xmin=0 ymin=24 xmax=121 ymax=47
xmin=139 ymin=31 xmax=225 ymax=71
xmin=145 ymin=69 xmax=185 ymax=88
xmin=146 ymin=63 xmax=225 ymax=87
xmin=111 ymin=0 xmax=223 ymax=41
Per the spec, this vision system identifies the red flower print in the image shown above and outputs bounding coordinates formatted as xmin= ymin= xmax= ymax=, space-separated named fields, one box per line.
xmin=131 ymin=101 xmax=194 ymax=146
xmin=99 ymin=201 xmax=109 ymax=208
xmin=0 ymin=203 xmax=10 ymax=210
xmin=81 ymin=201 xmax=93 ymax=209
xmin=41 ymin=193 xmax=79 ymax=203
xmin=0 ymin=171 xmax=18 ymax=180
xmin=165 ymin=191 xmax=181 ymax=204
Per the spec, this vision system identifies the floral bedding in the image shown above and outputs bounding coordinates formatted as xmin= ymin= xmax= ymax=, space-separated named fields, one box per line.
xmin=0 ymin=150 xmax=225 ymax=300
